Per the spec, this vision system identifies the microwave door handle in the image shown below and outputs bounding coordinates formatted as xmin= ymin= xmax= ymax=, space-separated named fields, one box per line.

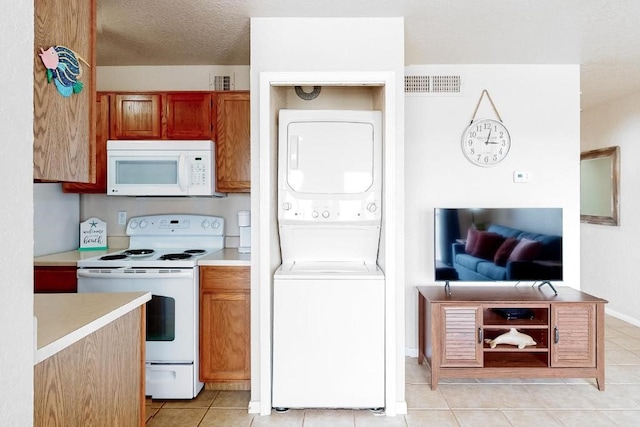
xmin=178 ymin=153 xmax=187 ymax=192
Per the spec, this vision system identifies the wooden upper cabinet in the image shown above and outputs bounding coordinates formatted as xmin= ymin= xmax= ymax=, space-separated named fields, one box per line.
xmin=110 ymin=92 xmax=212 ymax=140
xmin=214 ymin=91 xmax=250 ymax=192
xmin=110 ymin=94 xmax=162 ymax=139
xmin=166 ymin=93 xmax=212 ymax=139
xmin=33 ymin=0 xmax=96 ymax=182
xmin=63 ymin=93 xmax=109 ymax=193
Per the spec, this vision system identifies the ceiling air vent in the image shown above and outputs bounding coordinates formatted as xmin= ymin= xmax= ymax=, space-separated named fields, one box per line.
xmin=405 ymin=75 xmax=463 ymax=96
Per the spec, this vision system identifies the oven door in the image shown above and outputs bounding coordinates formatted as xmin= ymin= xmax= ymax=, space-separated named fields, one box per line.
xmin=77 ymin=267 xmax=197 ymax=362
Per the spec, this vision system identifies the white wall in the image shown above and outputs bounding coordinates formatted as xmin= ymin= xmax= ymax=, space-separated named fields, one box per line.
xmin=34 ymin=184 xmax=79 ymax=256
xmin=581 ymin=91 xmax=640 ymax=326
xmin=0 ymin=1 xmax=34 ymax=424
xmin=97 ymin=65 xmax=249 ymax=91
xmin=404 ymin=64 xmax=581 ymax=351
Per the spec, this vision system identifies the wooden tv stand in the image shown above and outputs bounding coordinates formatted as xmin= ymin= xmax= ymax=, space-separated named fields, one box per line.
xmin=417 ymin=285 xmax=607 ymax=390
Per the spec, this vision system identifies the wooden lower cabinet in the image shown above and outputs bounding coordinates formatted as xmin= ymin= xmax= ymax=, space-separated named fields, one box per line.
xmin=34 ymin=266 xmax=77 ymax=293
xmin=200 ymin=266 xmax=250 ymax=387
xmin=418 ymin=285 xmax=607 ymax=390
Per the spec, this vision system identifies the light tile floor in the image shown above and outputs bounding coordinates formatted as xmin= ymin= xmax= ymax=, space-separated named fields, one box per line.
xmin=146 ymin=315 xmax=640 ymax=426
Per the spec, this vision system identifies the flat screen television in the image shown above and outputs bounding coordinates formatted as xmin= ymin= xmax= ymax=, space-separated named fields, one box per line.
xmin=434 ymin=208 xmax=563 ymax=286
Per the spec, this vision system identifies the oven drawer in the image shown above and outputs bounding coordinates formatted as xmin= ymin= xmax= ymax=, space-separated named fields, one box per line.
xmin=146 ymin=363 xmax=198 ymax=399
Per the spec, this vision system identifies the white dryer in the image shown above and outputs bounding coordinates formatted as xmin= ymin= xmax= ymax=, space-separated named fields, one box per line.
xmin=272 ymin=109 xmax=385 ymax=409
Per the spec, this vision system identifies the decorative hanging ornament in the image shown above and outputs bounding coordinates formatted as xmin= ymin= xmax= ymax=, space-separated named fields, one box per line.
xmin=38 ymin=45 xmax=90 ymax=97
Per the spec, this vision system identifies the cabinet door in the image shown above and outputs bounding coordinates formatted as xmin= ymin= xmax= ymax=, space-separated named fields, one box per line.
xmin=63 ymin=93 xmax=109 ymax=193
xmin=34 ymin=0 xmax=96 ymax=182
xmin=111 ymin=94 xmax=162 ymax=139
xmin=200 ymin=290 xmax=250 ymax=381
xmin=214 ymin=92 xmax=250 ymax=192
xmin=34 ymin=266 xmax=77 ymax=293
xmin=551 ymin=303 xmax=596 ymax=367
xmin=199 ymin=266 xmax=250 ymax=382
xmin=165 ymin=93 xmax=212 ymax=139
xmin=439 ymin=305 xmax=483 ymax=367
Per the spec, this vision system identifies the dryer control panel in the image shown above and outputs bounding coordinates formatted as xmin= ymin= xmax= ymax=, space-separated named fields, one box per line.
xmin=278 ymin=192 xmax=381 ymax=223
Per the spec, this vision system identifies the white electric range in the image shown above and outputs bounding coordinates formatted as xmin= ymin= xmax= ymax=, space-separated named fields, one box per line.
xmin=77 ymin=214 xmax=225 ymax=399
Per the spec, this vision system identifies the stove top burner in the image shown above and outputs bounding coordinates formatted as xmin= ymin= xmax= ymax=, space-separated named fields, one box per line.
xmin=124 ymin=249 xmax=155 ymax=257
xmin=158 ymin=253 xmax=194 ymax=261
xmin=100 ymin=254 xmax=129 ymax=261
xmin=184 ymin=249 xmax=206 ymax=254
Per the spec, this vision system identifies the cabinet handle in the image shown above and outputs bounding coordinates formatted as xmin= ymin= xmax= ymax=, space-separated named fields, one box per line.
xmin=554 ymin=326 xmax=560 ymax=344
xmin=478 ymin=327 xmax=483 ymax=344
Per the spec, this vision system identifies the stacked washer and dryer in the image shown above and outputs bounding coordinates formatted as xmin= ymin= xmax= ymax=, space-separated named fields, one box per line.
xmin=272 ymin=109 xmax=385 ymax=409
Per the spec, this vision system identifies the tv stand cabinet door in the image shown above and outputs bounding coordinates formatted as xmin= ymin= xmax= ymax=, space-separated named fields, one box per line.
xmin=438 ymin=305 xmax=483 ymax=368
xmin=551 ymin=303 xmax=596 ymax=367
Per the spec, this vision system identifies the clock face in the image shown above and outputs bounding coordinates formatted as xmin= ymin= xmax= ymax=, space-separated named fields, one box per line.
xmin=461 ymin=118 xmax=511 ymax=166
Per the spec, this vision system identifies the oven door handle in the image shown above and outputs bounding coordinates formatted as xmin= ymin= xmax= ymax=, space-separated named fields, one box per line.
xmin=77 ymin=269 xmax=194 ymax=279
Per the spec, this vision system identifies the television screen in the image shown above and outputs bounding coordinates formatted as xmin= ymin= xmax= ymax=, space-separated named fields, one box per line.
xmin=434 ymin=208 xmax=563 ymax=283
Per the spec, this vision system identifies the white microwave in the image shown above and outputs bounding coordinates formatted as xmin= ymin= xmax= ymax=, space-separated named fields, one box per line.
xmin=107 ymin=140 xmax=225 ymax=197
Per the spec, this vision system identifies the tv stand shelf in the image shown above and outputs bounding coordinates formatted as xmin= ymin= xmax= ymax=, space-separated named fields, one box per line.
xmin=417 ymin=285 xmax=607 ymax=390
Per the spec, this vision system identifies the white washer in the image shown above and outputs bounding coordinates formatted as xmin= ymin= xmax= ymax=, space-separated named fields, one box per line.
xmin=272 ymin=262 xmax=385 ymax=409
xmin=273 ymin=109 xmax=385 ymax=409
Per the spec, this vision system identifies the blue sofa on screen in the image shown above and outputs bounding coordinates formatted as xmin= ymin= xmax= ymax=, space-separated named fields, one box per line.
xmin=452 ymin=224 xmax=562 ymax=281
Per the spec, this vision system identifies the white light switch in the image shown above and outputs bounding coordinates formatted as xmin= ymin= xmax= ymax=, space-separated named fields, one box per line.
xmin=513 ymin=171 xmax=531 ymax=183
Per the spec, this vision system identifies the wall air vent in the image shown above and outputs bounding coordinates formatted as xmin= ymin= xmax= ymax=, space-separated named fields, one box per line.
xmin=211 ymin=75 xmax=231 ymax=91
xmin=404 ymin=75 xmax=463 ymax=96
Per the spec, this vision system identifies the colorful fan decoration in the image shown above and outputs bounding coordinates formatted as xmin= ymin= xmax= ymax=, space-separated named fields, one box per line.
xmin=38 ymin=45 xmax=90 ymax=97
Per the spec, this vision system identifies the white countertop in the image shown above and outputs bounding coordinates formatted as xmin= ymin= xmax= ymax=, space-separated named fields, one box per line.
xmin=198 ymin=248 xmax=251 ymax=266
xmin=34 ymin=292 xmax=151 ymax=365
xmin=34 ymin=248 xmax=127 ymax=266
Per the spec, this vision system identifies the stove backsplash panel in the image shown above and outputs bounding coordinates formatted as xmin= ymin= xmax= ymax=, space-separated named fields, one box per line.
xmin=80 ymin=193 xmax=250 ymax=248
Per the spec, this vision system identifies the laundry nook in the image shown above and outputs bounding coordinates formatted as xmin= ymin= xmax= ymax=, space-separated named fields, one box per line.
xmin=272 ymin=109 xmax=385 ymax=409
xmin=250 ymin=18 xmax=406 ymax=415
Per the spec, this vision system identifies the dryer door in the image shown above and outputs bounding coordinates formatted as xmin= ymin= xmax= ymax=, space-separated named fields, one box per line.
xmin=285 ymin=120 xmax=377 ymax=194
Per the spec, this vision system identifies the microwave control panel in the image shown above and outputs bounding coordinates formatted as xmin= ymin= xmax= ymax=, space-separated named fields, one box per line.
xmin=190 ymin=162 xmax=207 ymax=186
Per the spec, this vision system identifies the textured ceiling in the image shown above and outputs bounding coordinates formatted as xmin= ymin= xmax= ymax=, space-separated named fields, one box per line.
xmin=97 ymin=0 xmax=640 ymax=109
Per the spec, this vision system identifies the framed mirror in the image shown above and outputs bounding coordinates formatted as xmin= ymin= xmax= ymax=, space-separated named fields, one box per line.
xmin=580 ymin=146 xmax=620 ymax=226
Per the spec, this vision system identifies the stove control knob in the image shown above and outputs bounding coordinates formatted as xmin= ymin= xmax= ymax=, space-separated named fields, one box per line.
xmin=201 ymin=220 xmax=210 ymax=229
xmin=211 ymin=220 xmax=220 ymax=229
xmin=139 ymin=219 xmax=148 ymax=229
xmin=129 ymin=220 xmax=138 ymax=229
xmin=322 ymin=211 xmax=330 ymax=218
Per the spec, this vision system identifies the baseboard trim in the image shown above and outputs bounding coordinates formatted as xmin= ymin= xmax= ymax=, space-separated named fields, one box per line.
xmin=248 ymin=400 xmax=261 ymax=414
xmin=605 ymin=307 xmax=640 ymax=328
xmin=405 ymin=347 xmax=418 ymax=357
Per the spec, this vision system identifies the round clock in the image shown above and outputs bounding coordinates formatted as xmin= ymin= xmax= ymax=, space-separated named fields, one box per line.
xmin=461 ymin=118 xmax=511 ymax=167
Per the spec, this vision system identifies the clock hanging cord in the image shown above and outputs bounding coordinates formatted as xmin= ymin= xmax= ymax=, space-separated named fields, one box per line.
xmin=469 ymin=89 xmax=503 ymax=125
